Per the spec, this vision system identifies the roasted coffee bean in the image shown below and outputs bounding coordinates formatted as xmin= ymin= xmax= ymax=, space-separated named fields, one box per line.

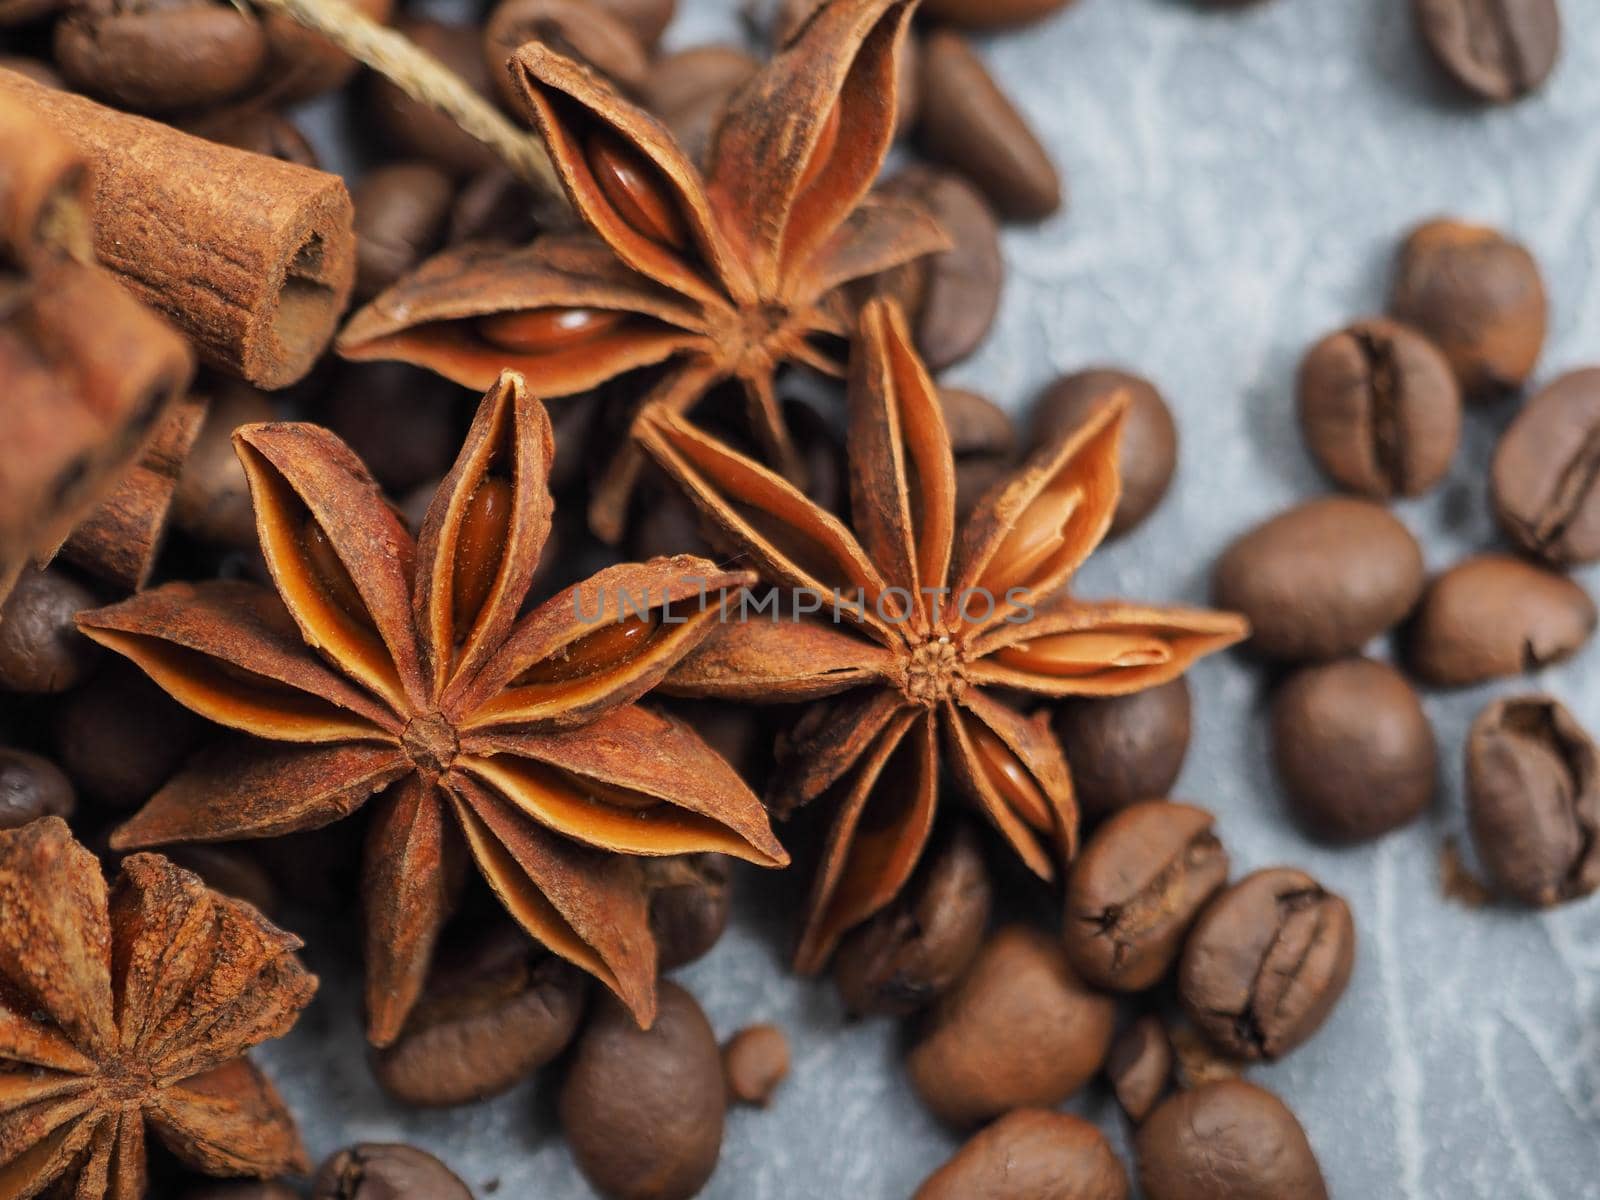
xmin=954 ymin=457 xmax=1015 ymax=522
xmin=1054 ymin=678 xmax=1191 ymax=817
xmin=0 ymin=748 xmax=75 ymax=830
xmin=352 ymin=163 xmax=455 ymax=302
xmin=1492 ymin=369 xmax=1600 ymax=566
xmin=593 ymin=0 xmax=673 ymax=47
xmin=369 ymin=19 xmax=502 ymax=177
xmin=374 ymin=923 xmax=586 ymax=1105
xmin=1105 ymin=1015 xmax=1172 ymax=1124
xmin=1414 ymin=0 xmax=1559 ymax=104
xmin=916 ymin=32 xmax=1061 ymax=221
xmin=561 ymin=981 xmax=725 ymax=1200
xmin=1467 ymin=695 xmax=1600 ymax=907
xmin=1213 ymin=496 xmax=1425 ymax=661
xmin=920 ymin=0 xmax=1078 ymax=29
xmin=1297 ymin=317 xmax=1461 ymax=498
xmin=53 ymin=662 xmax=201 ymax=807
xmin=0 ymin=567 xmax=101 ymax=694
xmin=174 ymin=381 xmax=275 ymax=549
xmin=261 ymin=0 xmax=393 ymax=103
xmin=908 ymin=925 xmax=1115 ymax=1127
xmin=645 ymin=46 xmax=759 ymax=166
xmin=1031 ymin=368 xmax=1177 ymax=537
xmin=183 ymin=1183 xmax=304 ymax=1200
xmin=1178 ymin=867 xmax=1355 ymax=1060
xmin=163 ymin=844 xmax=279 ymax=917
xmin=1063 ymin=801 xmax=1228 ymax=992
xmin=319 ymin=363 xmax=464 ymax=494
xmin=1389 ymin=217 xmax=1547 ymax=397
xmin=939 ymin=387 xmax=1014 ymax=459
xmin=723 ymin=1023 xmax=789 ymax=1107
xmin=1272 ymin=658 xmax=1436 ymax=842
xmin=186 ymin=110 xmax=320 ymax=169
xmin=55 ymin=0 xmax=266 ymax=112
xmin=0 ymin=0 xmax=58 ymax=25
xmin=312 ymin=1143 xmax=471 ymax=1200
xmin=484 ymin=0 xmax=648 ymax=111
xmin=0 ymin=56 xmax=64 ymax=87
xmin=644 ymin=852 xmax=731 ymax=970
xmin=1137 ymin=1080 xmax=1328 ymax=1200
xmin=448 ymin=167 xmax=541 ymax=246
xmin=833 ymin=822 xmax=992 ymax=1017
xmin=914 ymin=1108 xmax=1129 ymax=1200
xmin=1408 ymin=554 xmax=1596 ymax=687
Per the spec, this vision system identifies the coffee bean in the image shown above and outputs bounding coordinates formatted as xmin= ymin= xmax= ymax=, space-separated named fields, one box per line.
xmin=833 ymin=822 xmax=992 ymax=1017
xmin=0 ymin=567 xmax=101 ymax=694
xmin=1031 ymin=368 xmax=1177 ymax=536
xmin=1272 ymin=658 xmax=1436 ymax=842
xmin=186 ymin=110 xmax=320 ymax=169
xmin=449 ymin=167 xmax=542 ymax=247
xmin=1063 ymin=801 xmax=1229 ymax=992
xmin=53 ymin=662 xmax=202 ymax=807
xmin=1213 ymin=496 xmax=1425 ymax=661
xmin=1407 ymin=554 xmax=1596 ymax=687
xmin=484 ymin=0 xmax=648 ymax=112
xmin=644 ymin=852 xmax=731 ymax=970
xmin=318 ymin=363 xmax=465 ymax=494
xmin=1178 ymin=867 xmax=1354 ymax=1060
xmin=1389 ymin=217 xmax=1547 ymax=398
xmin=1413 ymin=0 xmax=1560 ymax=104
xmin=1105 ymin=1015 xmax=1172 ymax=1124
xmin=261 ymin=0 xmax=393 ymax=103
xmin=593 ymin=0 xmax=674 ymax=48
xmin=174 ymin=381 xmax=275 ymax=549
xmin=1297 ymin=318 xmax=1461 ymax=498
xmin=353 ymin=163 xmax=455 ymax=302
xmin=55 ymin=0 xmax=266 ymax=112
xmin=920 ymin=0 xmax=1079 ymax=29
xmin=1053 ymin=678 xmax=1192 ymax=818
xmin=368 ymin=19 xmax=502 ymax=177
xmin=916 ymin=32 xmax=1061 ymax=221
xmin=940 ymin=387 xmax=1015 ymax=458
xmin=913 ymin=1108 xmax=1129 ymax=1200
xmin=645 ymin=46 xmax=759 ymax=166
xmin=1467 ymin=695 xmax=1600 ymax=907
xmin=1137 ymin=1080 xmax=1328 ymax=1200
xmin=312 ymin=1143 xmax=471 ymax=1200
xmin=374 ymin=922 xmax=586 ymax=1106
xmin=1492 ymin=368 xmax=1600 ymax=566
xmin=722 ymin=1023 xmax=789 ymax=1107
xmin=0 ymin=747 xmax=75 ymax=830
xmin=908 ymin=925 xmax=1115 ymax=1128
xmin=183 ymin=1184 xmax=304 ymax=1200
xmin=0 ymin=56 xmax=64 ymax=87
xmin=954 ymin=457 xmax=1016 ymax=522
xmin=163 ymin=844 xmax=279 ymax=917
xmin=561 ymin=981 xmax=725 ymax=1200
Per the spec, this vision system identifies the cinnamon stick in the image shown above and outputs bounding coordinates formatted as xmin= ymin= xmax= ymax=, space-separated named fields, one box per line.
xmin=0 ymin=69 xmax=355 ymax=389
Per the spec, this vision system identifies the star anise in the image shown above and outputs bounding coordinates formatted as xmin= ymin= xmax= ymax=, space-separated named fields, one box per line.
xmin=0 ymin=817 xmax=313 ymax=1199
xmin=337 ymin=0 xmax=947 ymax=542
xmin=635 ymin=298 xmax=1249 ymax=971
xmin=77 ymin=370 xmax=786 ymax=1044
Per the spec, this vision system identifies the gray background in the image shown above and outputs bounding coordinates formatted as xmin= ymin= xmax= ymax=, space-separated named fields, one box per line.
xmin=266 ymin=0 xmax=1600 ymax=1195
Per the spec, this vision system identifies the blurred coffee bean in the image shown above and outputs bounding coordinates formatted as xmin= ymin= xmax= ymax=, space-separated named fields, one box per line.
xmin=55 ymin=0 xmax=266 ymax=111
xmin=644 ymin=852 xmax=731 ymax=970
xmin=1213 ymin=497 xmax=1425 ymax=662
xmin=1063 ymin=801 xmax=1228 ymax=992
xmin=628 ymin=481 xmax=714 ymax=562
xmin=1297 ymin=317 xmax=1461 ymax=498
xmin=916 ymin=32 xmax=1060 ymax=221
xmin=261 ymin=0 xmax=394 ymax=103
xmin=53 ymin=662 xmax=201 ymax=807
xmin=645 ymin=46 xmax=759 ymax=166
xmin=833 ymin=822 xmax=991 ymax=1017
xmin=0 ymin=56 xmax=64 ymax=86
xmin=1031 ymin=368 xmax=1177 ymax=537
xmin=181 ymin=109 xmax=319 ymax=168
xmin=484 ymin=0 xmax=648 ymax=111
xmin=722 ymin=1023 xmax=789 ymax=1107
xmin=785 ymin=398 xmax=848 ymax=516
xmin=0 ymin=747 xmax=75 ymax=830
xmin=1492 ymin=368 xmax=1600 ymax=567
xmin=1408 ymin=554 xmax=1596 ymax=687
xmin=1467 ymin=695 xmax=1600 ymax=907
xmin=449 ymin=167 xmax=541 ymax=246
xmin=374 ymin=922 xmax=587 ymax=1106
xmin=368 ymin=18 xmax=502 ymax=177
xmin=549 ymin=394 xmax=601 ymax=496
xmin=1053 ymin=678 xmax=1191 ymax=818
xmin=1414 ymin=0 xmax=1559 ymax=104
xmin=593 ymin=0 xmax=673 ymax=47
xmin=352 ymin=162 xmax=455 ymax=301
xmin=921 ymin=0 xmax=1078 ymax=27
xmin=1105 ymin=1015 xmax=1172 ymax=1124
xmin=318 ymin=363 xmax=463 ymax=494
xmin=907 ymin=925 xmax=1115 ymax=1128
xmin=1389 ymin=217 xmax=1547 ymax=398
xmin=1272 ymin=658 xmax=1435 ymax=841
xmin=953 ymin=457 xmax=1015 ymax=521
xmin=914 ymin=1108 xmax=1128 ymax=1200
xmin=312 ymin=1144 xmax=470 ymax=1200
xmin=939 ymin=387 xmax=1014 ymax=458
xmin=174 ymin=381 xmax=275 ymax=549
xmin=164 ymin=844 xmax=279 ymax=917
xmin=0 ymin=0 xmax=58 ymax=26
xmin=1137 ymin=1081 xmax=1328 ymax=1200
xmin=561 ymin=981 xmax=725 ymax=1200
xmin=1178 ymin=867 xmax=1355 ymax=1060
xmin=0 ymin=567 xmax=101 ymax=694
xmin=183 ymin=1184 xmax=303 ymax=1200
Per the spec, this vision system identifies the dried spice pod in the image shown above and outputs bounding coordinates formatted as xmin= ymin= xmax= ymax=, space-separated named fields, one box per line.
xmin=80 ymin=370 xmax=785 ymax=1043
xmin=0 ymin=69 xmax=355 ymax=389
xmin=0 ymin=817 xmax=315 ymax=1198
xmin=638 ymin=298 xmax=1245 ymax=968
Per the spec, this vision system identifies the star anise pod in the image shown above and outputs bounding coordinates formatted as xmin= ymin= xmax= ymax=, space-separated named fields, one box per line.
xmin=0 ymin=817 xmax=313 ymax=1199
xmin=635 ymin=298 xmax=1249 ymax=971
xmin=337 ymin=0 xmax=947 ymax=542
xmin=77 ymin=370 xmax=786 ymax=1044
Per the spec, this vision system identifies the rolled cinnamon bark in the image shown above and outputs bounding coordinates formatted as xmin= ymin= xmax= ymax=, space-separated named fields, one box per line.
xmin=0 ymin=93 xmax=91 ymax=271
xmin=0 ymin=69 xmax=355 ymax=389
